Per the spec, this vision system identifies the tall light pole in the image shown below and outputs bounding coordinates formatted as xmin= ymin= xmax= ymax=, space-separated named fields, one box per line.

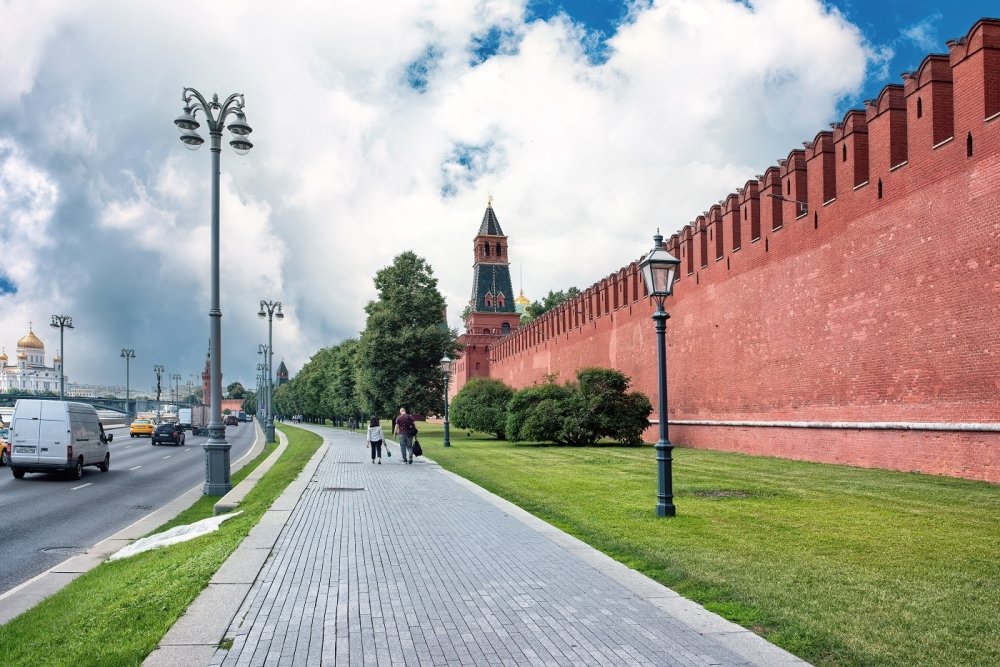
xmin=174 ymin=87 xmax=253 ymax=495
xmin=439 ymin=356 xmax=452 ymax=448
xmin=255 ymin=373 xmax=262 ymax=420
xmin=638 ymin=231 xmax=681 ymax=518
xmin=121 ymin=348 xmax=135 ymax=422
xmin=50 ymin=315 xmax=73 ymax=400
xmin=256 ymin=362 xmax=267 ymax=424
xmin=172 ymin=373 xmax=181 ymax=407
xmin=257 ymin=300 xmax=284 ymax=443
xmin=153 ymin=365 xmax=165 ymax=421
xmin=257 ymin=345 xmax=271 ymax=440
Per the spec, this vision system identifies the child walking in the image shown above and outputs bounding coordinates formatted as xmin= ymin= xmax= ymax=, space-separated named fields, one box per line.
xmin=367 ymin=417 xmax=385 ymax=464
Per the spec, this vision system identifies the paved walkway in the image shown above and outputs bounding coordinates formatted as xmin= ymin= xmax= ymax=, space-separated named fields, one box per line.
xmin=167 ymin=424 xmax=805 ymax=666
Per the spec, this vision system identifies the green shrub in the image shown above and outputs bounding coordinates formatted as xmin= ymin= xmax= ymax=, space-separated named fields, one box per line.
xmin=449 ymin=378 xmax=514 ymax=439
xmin=506 ymin=368 xmax=651 ymax=445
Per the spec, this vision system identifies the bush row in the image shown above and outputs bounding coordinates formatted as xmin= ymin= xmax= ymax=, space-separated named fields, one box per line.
xmin=449 ymin=367 xmax=651 ymax=446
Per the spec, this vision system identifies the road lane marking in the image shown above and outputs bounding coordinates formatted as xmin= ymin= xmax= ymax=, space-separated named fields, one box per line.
xmin=71 ymin=483 xmax=92 ymax=491
xmin=124 ymin=445 xmax=132 ymax=449
xmin=129 ymin=466 xmax=142 ymax=471
xmin=162 ymin=455 xmax=171 ymax=459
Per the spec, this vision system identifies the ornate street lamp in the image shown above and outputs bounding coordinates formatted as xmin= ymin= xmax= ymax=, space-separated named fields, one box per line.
xmin=50 ymin=315 xmax=73 ymax=400
xmin=172 ymin=373 xmax=182 ymax=407
xmin=439 ymin=356 xmax=452 ymax=448
xmin=638 ymin=231 xmax=681 ymax=517
xmin=153 ymin=365 xmax=165 ymax=421
xmin=256 ymin=356 xmax=268 ymax=427
xmin=121 ymin=348 xmax=135 ymax=422
xmin=258 ymin=300 xmax=284 ymax=443
xmin=174 ymin=87 xmax=253 ymax=495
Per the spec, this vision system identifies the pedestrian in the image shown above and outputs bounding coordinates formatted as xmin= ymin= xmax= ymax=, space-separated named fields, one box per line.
xmin=367 ymin=417 xmax=385 ymax=464
xmin=392 ymin=407 xmax=416 ymax=464
xmin=348 ymin=416 xmax=356 ymax=431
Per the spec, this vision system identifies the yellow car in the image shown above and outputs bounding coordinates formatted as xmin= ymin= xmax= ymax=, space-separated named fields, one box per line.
xmin=130 ymin=419 xmax=155 ymax=438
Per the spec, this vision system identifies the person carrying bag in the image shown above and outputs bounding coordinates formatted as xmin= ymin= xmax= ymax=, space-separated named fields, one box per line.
xmin=367 ymin=417 xmax=386 ymax=464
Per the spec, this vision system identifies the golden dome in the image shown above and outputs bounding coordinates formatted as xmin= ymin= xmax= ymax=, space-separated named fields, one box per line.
xmin=0 ymin=350 xmax=7 ymax=361
xmin=17 ymin=351 xmax=27 ymax=360
xmin=17 ymin=326 xmax=44 ymax=350
xmin=514 ymin=289 xmax=530 ymax=306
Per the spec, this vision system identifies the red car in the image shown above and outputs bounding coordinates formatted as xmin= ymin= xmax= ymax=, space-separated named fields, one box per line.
xmin=224 ymin=415 xmax=239 ymax=426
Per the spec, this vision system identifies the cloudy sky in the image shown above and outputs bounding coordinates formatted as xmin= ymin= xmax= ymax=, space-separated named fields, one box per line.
xmin=0 ymin=0 xmax=992 ymax=391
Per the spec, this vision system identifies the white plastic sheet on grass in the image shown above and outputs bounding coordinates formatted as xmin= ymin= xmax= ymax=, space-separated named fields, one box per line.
xmin=109 ymin=511 xmax=242 ymax=561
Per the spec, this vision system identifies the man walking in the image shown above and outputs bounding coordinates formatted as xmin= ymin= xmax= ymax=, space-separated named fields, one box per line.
xmin=392 ymin=407 xmax=416 ymax=464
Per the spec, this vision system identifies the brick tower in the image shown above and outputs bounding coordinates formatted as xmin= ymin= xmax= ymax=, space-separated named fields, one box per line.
xmin=452 ymin=198 xmax=521 ymax=395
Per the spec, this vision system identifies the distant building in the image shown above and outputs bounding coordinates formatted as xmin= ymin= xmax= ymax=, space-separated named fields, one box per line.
xmin=514 ymin=289 xmax=530 ymax=315
xmin=0 ymin=324 xmax=65 ymax=393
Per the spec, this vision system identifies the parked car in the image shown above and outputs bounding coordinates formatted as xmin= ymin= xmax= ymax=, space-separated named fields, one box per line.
xmin=0 ymin=426 xmax=10 ymax=466
xmin=152 ymin=422 xmax=186 ymax=446
xmin=224 ymin=415 xmax=239 ymax=426
xmin=130 ymin=418 xmax=155 ymax=438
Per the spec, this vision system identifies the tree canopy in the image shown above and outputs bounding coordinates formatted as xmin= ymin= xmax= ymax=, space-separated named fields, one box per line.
xmin=226 ymin=381 xmax=246 ymax=399
xmin=355 ymin=252 xmax=459 ymax=418
xmin=521 ymin=287 xmax=580 ymax=323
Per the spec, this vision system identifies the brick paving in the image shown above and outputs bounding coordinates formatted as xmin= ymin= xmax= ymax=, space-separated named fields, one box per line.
xmin=209 ymin=425 xmax=805 ymax=666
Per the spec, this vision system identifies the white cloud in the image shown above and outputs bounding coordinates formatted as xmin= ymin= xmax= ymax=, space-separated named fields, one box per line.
xmin=0 ymin=0 xmax=871 ymax=388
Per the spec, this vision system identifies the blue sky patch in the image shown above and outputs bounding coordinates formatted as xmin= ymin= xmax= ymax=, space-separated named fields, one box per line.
xmin=406 ymin=45 xmax=442 ymax=92
xmin=440 ymin=142 xmax=498 ymax=197
xmin=0 ymin=274 xmax=17 ymax=296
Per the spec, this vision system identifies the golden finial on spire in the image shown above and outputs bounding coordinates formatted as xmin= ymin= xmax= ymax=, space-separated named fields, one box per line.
xmin=487 ymin=194 xmax=493 ymax=208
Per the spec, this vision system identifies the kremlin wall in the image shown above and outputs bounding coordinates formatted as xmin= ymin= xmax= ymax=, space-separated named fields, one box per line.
xmin=463 ymin=18 xmax=1000 ymax=484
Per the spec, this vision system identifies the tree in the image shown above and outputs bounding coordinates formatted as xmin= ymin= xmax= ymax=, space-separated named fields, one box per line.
xmin=521 ymin=287 xmax=580 ymax=324
xmin=242 ymin=390 xmax=257 ymax=416
xmin=450 ymin=378 xmax=514 ymax=439
xmin=355 ymin=252 xmax=458 ymax=418
xmin=226 ymin=382 xmax=246 ymax=399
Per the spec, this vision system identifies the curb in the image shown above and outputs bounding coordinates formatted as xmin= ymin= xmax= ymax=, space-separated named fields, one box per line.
xmin=143 ymin=428 xmax=332 ymax=666
xmin=0 ymin=422 xmax=265 ymax=627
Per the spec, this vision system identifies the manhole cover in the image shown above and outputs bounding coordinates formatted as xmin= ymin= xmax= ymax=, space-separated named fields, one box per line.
xmin=322 ymin=487 xmax=365 ymax=492
xmin=41 ymin=546 xmax=87 ymax=555
xmin=132 ymin=505 xmax=155 ymax=510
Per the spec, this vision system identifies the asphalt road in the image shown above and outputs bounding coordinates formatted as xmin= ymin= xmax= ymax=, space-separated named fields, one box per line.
xmin=0 ymin=421 xmax=255 ymax=597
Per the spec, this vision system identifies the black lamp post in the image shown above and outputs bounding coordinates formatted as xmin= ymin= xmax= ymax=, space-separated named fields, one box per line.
xmin=257 ymin=300 xmax=283 ymax=443
xmin=439 ymin=356 xmax=452 ymax=448
xmin=638 ymin=231 xmax=681 ymax=517
xmin=153 ymin=364 xmax=165 ymax=422
xmin=121 ymin=348 xmax=135 ymax=422
xmin=50 ymin=315 xmax=73 ymax=399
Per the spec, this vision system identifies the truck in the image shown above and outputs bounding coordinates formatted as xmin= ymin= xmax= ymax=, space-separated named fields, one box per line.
xmin=190 ymin=405 xmax=210 ymax=435
xmin=177 ymin=408 xmax=193 ymax=430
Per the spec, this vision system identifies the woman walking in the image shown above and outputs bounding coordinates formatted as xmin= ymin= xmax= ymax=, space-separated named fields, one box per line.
xmin=367 ymin=417 xmax=385 ymax=464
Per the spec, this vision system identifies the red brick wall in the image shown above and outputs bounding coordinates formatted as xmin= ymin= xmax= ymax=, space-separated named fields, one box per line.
xmin=486 ymin=19 xmax=1000 ymax=483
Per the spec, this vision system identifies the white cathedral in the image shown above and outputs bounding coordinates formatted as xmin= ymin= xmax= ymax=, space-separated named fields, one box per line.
xmin=0 ymin=324 xmax=66 ymax=393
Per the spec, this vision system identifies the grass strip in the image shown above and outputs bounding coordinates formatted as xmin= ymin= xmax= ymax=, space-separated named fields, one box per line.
xmin=413 ymin=421 xmax=1000 ymax=667
xmin=0 ymin=423 xmax=322 ymax=667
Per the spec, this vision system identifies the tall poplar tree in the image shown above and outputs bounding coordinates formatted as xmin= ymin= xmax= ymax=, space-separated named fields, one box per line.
xmin=356 ymin=251 xmax=458 ymax=418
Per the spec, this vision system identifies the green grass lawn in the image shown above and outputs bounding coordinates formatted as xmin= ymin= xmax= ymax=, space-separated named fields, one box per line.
xmin=412 ymin=421 xmax=1000 ymax=667
xmin=0 ymin=425 xmax=323 ymax=667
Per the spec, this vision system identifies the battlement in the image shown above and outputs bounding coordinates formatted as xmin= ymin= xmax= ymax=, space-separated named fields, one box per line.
xmin=490 ymin=18 xmax=1000 ymax=364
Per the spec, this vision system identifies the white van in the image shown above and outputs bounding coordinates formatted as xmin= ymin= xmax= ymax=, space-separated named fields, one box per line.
xmin=9 ymin=399 xmax=113 ymax=480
